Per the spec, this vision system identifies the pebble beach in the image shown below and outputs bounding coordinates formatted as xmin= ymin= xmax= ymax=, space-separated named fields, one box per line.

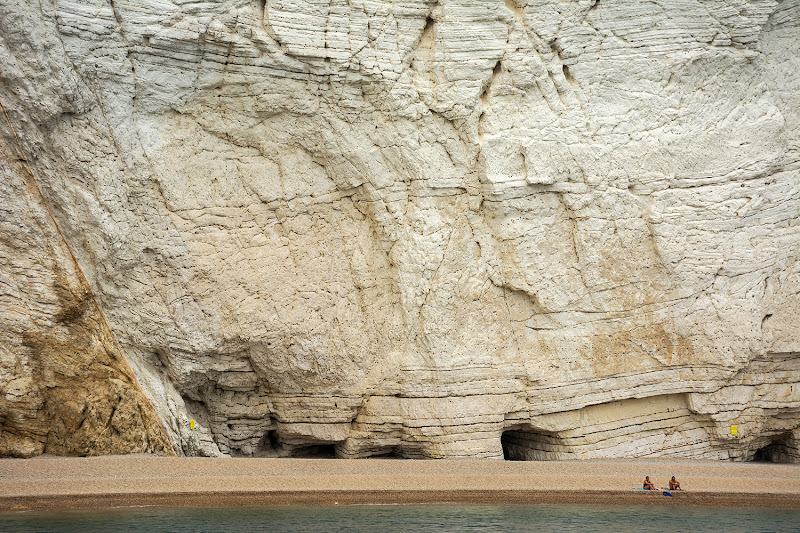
xmin=1 ymin=456 xmax=798 ymax=512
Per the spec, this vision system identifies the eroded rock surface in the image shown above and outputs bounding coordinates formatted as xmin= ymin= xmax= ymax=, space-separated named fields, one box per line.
xmin=1 ymin=0 xmax=798 ymax=460
xmin=0 ymin=114 xmax=173 ymax=457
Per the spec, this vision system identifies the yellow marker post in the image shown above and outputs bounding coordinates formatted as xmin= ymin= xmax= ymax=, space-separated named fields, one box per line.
xmin=190 ymin=419 xmax=195 ymax=430
xmin=731 ymin=425 xmax=738 ymax=436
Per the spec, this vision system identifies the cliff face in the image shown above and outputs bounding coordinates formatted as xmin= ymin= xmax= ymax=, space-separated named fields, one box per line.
xmin=1 ymin=0 xmax=798 ymax=460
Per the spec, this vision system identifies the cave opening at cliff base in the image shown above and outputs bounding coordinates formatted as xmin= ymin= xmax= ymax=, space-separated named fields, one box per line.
xmin=501 ymin=427 xmax=566 ymax=461
xmin=751 ymin=431 xmax=797 ymax=463
xmin=263 ymin=431 xmax=337 ymax=458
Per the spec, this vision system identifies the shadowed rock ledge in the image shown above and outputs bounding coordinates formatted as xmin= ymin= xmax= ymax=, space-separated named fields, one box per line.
xmin=0 ymin=0 xmax=798 ymax=460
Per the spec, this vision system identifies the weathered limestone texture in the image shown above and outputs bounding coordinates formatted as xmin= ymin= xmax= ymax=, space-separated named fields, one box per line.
xmin=1 ymin=0 xmax=798 ymax=460
xmin=0 ymin=113 xmax=174 ymax=457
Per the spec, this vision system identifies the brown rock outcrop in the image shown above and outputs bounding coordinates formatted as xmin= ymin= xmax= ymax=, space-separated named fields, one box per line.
xmin=0 ymin=114 xmax=173 ymax=457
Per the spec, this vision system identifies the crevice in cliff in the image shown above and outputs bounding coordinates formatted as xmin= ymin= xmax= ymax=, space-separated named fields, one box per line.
xmin=487 ymin=61 xmax=503 ymax=99
xmin=109 ymin=0 xmax=123 ymax=26
xmin=503 ymin=0 xmax=525 ymax=26
xmin=419 ymin=15 xmax=435 ymax=52
xmin=556 ymin=192 xmax=590 ymax=295
xmin=562 ymin=64 xmax=575 ymax=87
xmin=259 ymin=0 xmax=287 ymax=52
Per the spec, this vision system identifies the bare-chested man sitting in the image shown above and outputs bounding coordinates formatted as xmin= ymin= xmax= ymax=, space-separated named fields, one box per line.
xmin=669 ymin=476 xmax=682 ymax=490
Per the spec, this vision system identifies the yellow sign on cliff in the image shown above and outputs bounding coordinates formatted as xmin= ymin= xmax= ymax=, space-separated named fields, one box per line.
xmin=190 ymin=419 xmax=195 ymax=430
xmin=731 ymin=425 xmax=738 ymax=436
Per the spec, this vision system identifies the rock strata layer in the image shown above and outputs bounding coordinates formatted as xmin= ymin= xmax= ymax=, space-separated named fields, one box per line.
xmin=0 ymin=0 xmax=798 ymax=460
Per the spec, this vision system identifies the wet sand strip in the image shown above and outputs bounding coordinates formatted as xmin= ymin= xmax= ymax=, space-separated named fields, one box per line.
xmin=2 ymin=489 xmax=800 ymax=512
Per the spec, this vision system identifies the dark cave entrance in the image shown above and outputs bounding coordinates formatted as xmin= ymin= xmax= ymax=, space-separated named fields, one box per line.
xmin=285 ymin=443 xmax=337 ymax=458
xmin=266 ymin=431 xmax=338 ymax=458
xmin=501 ymin=427 xmax=564 ymax=461
xmin=371 ymin=449 xmax=403 ymax=459
xmin=752 ymin=432 xmax=795 ymax=463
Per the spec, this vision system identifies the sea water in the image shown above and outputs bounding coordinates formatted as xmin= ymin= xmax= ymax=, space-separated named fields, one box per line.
xmin=2 ymin=504 xmax=799 ymax=533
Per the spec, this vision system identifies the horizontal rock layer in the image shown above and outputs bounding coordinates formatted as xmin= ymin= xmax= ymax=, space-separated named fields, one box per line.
xmin=0 ymin=0 xmax=798 ymax=460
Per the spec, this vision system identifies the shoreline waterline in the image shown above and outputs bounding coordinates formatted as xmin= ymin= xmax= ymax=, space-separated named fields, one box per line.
xmin=2 ymin=456 xmax=798 ymax=512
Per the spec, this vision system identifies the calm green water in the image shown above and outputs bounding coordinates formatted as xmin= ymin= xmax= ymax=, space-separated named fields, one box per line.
xmin=3 ymin=504 xmax=799 ymax=533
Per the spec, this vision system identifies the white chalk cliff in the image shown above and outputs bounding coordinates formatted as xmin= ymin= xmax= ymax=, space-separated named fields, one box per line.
xmin=1 ymin=0 xmax=798 ymax=461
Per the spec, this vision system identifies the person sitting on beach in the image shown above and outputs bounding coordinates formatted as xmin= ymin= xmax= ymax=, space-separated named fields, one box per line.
xmin=643 ymin=476 xmax=656 ymax=490
xmin=669 ymin=476 xmax=682 ymax=490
